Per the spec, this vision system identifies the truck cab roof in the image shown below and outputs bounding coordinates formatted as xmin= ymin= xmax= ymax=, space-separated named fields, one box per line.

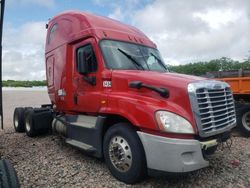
xmin=45 ymin=11 xmax=156 ymax=53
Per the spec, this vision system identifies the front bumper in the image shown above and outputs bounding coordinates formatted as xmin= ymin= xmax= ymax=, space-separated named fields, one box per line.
xmin=137 ymin=131 xmax=210 ymax=173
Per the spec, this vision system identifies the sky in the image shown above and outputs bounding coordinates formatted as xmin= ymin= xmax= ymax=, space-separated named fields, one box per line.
xmin=2 ymin=0 xmax=250 ymax=80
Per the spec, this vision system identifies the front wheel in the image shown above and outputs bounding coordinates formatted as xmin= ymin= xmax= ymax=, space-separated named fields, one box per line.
xmin=103 ymin=123 xmax=147 ymax=184
xmin=236 ymin=104 xmax=250 ymax=137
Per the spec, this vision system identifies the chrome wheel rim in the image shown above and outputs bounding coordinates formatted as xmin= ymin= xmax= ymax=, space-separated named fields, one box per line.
xmin=25 ymin=119 xmax=31 ymax=132
xmin=14 ymin=114 xmax=19 ymax=128
xmin=242 ymin=111 xmax=250 ymax=131
xmin=109 ymin=136 xmax=132 ymax=172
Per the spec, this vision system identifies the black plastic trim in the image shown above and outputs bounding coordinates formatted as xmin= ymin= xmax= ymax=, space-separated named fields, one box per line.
xmin=66 ymin=116 xmax=106 ymax=158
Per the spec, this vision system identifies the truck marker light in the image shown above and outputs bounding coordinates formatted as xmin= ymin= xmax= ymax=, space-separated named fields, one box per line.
xmin=101 ymin=100 xmax=106 ymax=104
xmin=103 ymin=31 xmax=107 ymax=37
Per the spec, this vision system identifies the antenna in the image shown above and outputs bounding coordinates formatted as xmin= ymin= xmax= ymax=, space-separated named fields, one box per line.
xmin=0 ymin=0 xmax=5 ymax=129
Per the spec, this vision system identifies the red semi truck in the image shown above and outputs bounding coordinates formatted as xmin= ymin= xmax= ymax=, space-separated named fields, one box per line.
xmin=13 ymin=11 xmax=236 ymax=184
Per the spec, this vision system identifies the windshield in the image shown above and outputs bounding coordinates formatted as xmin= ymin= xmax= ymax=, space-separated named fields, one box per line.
xmin=100 ymin=40 xmax=168 ymax=72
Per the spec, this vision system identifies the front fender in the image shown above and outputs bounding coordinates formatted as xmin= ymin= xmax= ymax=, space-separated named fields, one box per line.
xmin=100 ymin=93 xmax=197 ymax=133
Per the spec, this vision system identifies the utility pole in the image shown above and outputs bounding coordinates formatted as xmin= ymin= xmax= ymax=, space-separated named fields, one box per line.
xmin=0 ymin=0 xmax=5 ymax=129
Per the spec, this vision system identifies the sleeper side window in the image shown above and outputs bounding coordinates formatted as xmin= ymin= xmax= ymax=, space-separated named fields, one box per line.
xmin=76 ymin=44 xmax=97 ymax=73
xmin=48 ymin=24 xmax=57 ymax=44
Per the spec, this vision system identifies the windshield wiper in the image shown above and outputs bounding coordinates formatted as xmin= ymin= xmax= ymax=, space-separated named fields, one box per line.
xmin=150 ymin=53 xmax=168 ymax=71
xmin=118 ymin=48 xmax=144 ymax=70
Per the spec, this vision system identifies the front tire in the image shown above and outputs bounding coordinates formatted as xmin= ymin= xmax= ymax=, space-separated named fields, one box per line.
xmin=103 ymin=123 xmax=147 ymax=184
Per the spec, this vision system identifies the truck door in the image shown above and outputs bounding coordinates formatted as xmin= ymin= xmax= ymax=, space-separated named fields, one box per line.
xmin=72 ymin=38 xmax=101 ymax=113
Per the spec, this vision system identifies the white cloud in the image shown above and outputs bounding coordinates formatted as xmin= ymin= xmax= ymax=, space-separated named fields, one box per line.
xmin=107 ymin=0 xmax=250 ymax=65
xmin=135 ymin=0 xmax=250 ymax=64
xmin=106 ymin=0 xmax=142 ymax=21
xmin=2 ymin=21 xmax=47 ymax=80
xmin=8 ymin=0 xmax=55 ymax=8
xmin=108 ymin=7 xmax=124 ymax=20
xmin=3 ymin=0 xmax=250 ymax=81
xmin=94 ymin=0 xmax=140 ymax=7
xmin=193 ymin=9 xmax=242 ymax=29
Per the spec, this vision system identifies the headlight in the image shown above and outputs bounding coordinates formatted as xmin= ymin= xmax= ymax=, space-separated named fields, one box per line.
xmin=155 ymin=111 xmax=194 ymax=134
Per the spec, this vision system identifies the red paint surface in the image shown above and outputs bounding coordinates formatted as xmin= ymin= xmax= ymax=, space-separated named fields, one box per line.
xmin=45 ymin=11 xmax=207 ymax=137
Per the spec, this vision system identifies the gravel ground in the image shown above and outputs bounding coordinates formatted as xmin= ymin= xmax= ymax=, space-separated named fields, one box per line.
xmin=0 ymin=90 xmax=249 ymax=187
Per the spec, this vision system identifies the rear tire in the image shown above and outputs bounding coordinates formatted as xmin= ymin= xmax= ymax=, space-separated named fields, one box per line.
xmin=13 ymin=107 xmax=25 ymax=132
xmin=25 ymin=109 xmax=37 ymax=137
xmin=0 ymin=159 xmax=19 ymax=188
xmin=236 ymin=105 xmax=250 ymax=137
xmin=103 ymin=123 xmax=147 ymax=184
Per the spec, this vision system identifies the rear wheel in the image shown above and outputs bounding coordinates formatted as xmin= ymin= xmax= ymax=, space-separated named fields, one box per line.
xmin=13 ymin=107 xmax=25 ymax=132
xmin=25 ymin=109 xmax=37 ymax=137
xmin=0 ymin=159 xmax=19 ymax=188
xmin=103 ymin=123 xmax=146 ymax=184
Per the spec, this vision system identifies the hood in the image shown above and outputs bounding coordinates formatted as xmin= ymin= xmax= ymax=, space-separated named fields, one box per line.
xmin=110 ymin=70 xmax=207 ymax=131
xmin=111 ymin=70 xmax=207 ymax=91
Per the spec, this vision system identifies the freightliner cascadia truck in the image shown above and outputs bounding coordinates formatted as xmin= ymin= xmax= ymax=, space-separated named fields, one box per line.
xmin=13 ymin=11 xmax=236 ymax=184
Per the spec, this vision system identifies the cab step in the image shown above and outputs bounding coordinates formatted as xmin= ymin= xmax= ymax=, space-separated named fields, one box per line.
xmin=66 ymin=139 xmax=96 ymax=153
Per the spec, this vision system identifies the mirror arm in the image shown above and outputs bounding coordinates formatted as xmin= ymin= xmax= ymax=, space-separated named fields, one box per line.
xmin=129 ymin=81 xmax=169 ymax=98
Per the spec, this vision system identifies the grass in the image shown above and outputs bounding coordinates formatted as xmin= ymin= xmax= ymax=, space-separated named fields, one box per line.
xmin=2 ymin=80 xmax=47 ymax=87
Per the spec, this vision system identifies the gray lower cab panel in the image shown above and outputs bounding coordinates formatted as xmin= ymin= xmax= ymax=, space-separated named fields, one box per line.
xmin=65 ymin=139 xmax=96 ymax=153
xmin=62 ymin=114 xmax=106 ymax=158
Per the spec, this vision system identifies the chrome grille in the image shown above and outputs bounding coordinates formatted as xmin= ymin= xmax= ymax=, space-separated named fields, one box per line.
xmin=188 ymin=81 xmax=236 ymax=137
